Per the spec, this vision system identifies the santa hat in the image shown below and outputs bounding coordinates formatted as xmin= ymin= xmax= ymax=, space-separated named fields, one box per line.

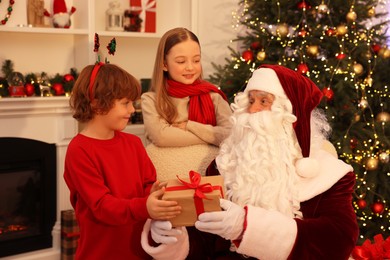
xmin=245 ymin=64 xmax=324 ymax=177
xmin=53 ymin=0 xmax=67 ymax=14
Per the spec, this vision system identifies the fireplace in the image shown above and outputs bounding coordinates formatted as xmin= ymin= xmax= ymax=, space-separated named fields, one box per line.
xmin=0 ymin=96 xmax=77 ymax=260
xmin=0 ymin=137 xmax=57 ymax=257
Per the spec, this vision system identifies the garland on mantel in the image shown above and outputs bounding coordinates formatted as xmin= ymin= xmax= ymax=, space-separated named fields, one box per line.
xmin=1 ymin=0 xmax=15 ymax=25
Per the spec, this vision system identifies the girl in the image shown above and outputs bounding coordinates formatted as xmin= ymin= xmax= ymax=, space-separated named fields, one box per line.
xmin=64 ymin=63 xmax=181 ymax=260
xmin=141 ymin=27 xmax=232 ymax=181
xmin=141 ymin=27 xmax=233 ymax=259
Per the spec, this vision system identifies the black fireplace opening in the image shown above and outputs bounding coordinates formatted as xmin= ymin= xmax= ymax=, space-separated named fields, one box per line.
xmin=0 ymin=137 xmax=56 ymax=257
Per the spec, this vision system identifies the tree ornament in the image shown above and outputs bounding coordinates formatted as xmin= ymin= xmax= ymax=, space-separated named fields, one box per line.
xmin=297 ymin=0 xmax=310 ymax=10
xmin=365 ymin=157 xmax=379 ymax=171
xmin=106 ymin=37 xmax=116 ymax=56
xmin=336 ymin=25 xmax=348 ymax=36
xmin=367 ymin=7 xmax=375 ymax=17
xmin=359 ymin=99 xmax=369 ymax=110
xmin=1 ymin=0 xmax=15 ymax=25
xmin=371 ymin=201 xmax=384 ymax=214
xmin=354 ymin=113 xmax=361 ymax=122
xmin=364 ymin=76 xmax=373 ymax=87
xmin=371 ymin=44 xmax=381 ymax=54
xmin=359 ymin=32 xmax=368 ymax=41
xmin=44 ymin=0 xmax=76 ymax=28
xmin=346 ymin=10 xmax=357 ymax=22
xmin=250 ymin=42 xmax=261 ymax=50
xmin=276 ymin=23 xmax=289 ymax=38
xmin=317 ymin=3 xmax=329 ymax=14
xmin=64 ymin=74 xmax=75 ymax=82
xmin=322 ymin=87 xmax=334 ymax=100
xmin=306 ymin=45 xmax=319 ymax=57
xmin=256 ymin=50 xmax=266 ymax=61
xmin=376 ymin=112 xmax=390 ymax=123
xmin=353 ymin=63 xmax=363 ymax=75
xmin=297 ymin=63 xmax=309 ymax=74
xmin=357 ymin=199 xmax=367 ymax=209
xmin=379 ymin=151 xmax=389 ymax=164
xmin=325 ymin=27 xmax=336 ymax=36
xmin=298 ymin=28 xmax=308 ymax=37
xmin=379 ymin=47 xmax=390 ymax=59
xmin=242 ymin=50 xmax=254 ymax=62
xmin=350 ymin=137 xmax=358 ymax=149
xmin=336 ymin=52 xmax=346 ymax=60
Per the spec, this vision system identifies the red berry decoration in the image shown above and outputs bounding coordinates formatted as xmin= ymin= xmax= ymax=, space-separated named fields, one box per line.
xmin=371 ymin=201 xmax=385 ymax=214
xmin=357 ymin=199 xmax=367 ymax=209
xmin=297 ymin=63 xmax=309 ymax=74
xmin=322 ymin=87 xmax=334 ymax=101
xmin=242 ymin=50 xmax=254 ymax=62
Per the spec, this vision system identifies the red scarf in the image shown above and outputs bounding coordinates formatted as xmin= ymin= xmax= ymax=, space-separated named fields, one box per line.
xmin=167 ymin=79 xmax=227 ymax=126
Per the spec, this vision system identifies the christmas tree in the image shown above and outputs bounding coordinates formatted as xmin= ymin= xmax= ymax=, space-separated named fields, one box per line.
xmin=209 ymin=0 xmax=390 ymax=244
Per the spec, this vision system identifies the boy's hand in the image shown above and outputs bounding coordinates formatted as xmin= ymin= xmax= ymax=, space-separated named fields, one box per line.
xmin=147 ymin=187 xmax=181 ymax=220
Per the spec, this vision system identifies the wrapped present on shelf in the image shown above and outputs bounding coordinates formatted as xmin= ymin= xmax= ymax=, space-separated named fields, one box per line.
xmin=162 ymin=171 xmax=225 ymax=227
xmin=61 ymin=209 xmax=80 ymax=260
xmin=129 ymin=0 xmax=156 ymax=33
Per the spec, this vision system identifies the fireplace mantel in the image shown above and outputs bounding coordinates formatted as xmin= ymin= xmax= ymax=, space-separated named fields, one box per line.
xmin=0 ymin=97 xmax=77 ymax=260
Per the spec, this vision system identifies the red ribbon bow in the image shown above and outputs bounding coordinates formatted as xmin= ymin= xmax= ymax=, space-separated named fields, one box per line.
xmin=167 ymin=171 xmax=223 ymax=217
xmin=352 ymin=234 xmax=390 ymax=260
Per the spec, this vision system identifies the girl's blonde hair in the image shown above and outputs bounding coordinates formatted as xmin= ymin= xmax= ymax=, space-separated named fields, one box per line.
xmin=150 ymin=27 xmax=201 ymax=123
xmin=70 ymin=63 xmax=141 ymax=122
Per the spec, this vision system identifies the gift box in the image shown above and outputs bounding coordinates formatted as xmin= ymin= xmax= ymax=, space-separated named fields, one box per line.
xmin=129 ymin=0 xmax=156 ymax=33
xmin=162 ymin=171 xmax=225 ymax=227
xmin=61 ymin=210 xmax=80 ymax=260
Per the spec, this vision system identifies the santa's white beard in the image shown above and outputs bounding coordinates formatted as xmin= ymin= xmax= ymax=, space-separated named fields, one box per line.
xmin=216 ymin=109 xmax=302 ymax=218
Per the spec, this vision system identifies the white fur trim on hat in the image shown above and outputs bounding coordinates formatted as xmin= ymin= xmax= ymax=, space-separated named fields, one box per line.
xmin=295 ymin=157 xmax=320 ymax=178
xmin=245 ymin=68 xmax=287 ymax=99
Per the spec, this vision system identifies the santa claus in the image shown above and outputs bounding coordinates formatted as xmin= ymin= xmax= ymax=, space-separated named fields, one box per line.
xmin=141 ymin=64 xmax=359 ymax=259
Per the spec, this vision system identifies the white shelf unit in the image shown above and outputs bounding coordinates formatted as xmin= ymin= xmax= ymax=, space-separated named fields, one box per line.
xmin=0 ymin=0 xmax=193 ymax=79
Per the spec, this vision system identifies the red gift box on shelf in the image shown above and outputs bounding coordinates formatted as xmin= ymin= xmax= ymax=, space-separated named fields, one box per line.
xmin=129 ymin=0 xmax=156 ymax=33
xmin=162 ymin=171 xmax=225 ymax=227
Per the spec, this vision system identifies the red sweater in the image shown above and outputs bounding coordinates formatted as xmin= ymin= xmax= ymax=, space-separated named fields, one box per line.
xmin=64 ymin=131 xmax=155 ymax=260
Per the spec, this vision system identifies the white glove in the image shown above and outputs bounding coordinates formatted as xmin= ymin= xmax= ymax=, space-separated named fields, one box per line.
xmin=150 ymin=220 xmax=183 ymax=245
xmin=195 ymin=199 xmax=245 ymax=240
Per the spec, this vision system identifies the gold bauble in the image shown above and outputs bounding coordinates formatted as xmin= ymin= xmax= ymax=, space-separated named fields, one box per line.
xmin=364 ymin=76 xmax=373 ymax=87
xmin=376 ymin=111 xmax=390 ymax=122
xmin=306 ymin=45 xmax=319 ymax=57
xmin=379 ymin=152 xmax=389 ymax=164
xmin=257 ymin=51 xmax=266 ymax=61
xmin=276 ymin=23 xmax=289 ymax=37
xmin=359 ymin=99 xmax=369 ymax=110
xmin=365 ymin=157 xmax=379 ymax=171
xmin=353 ymin=63 xmax=363 ymax=75
xmin=379 ymin=47 xmax=390 ymax=59
xmin=360 ymin=32 xmax=367 ymax=41
xmin=346 ymin=11 xmax=357 ymax=22
xmin=364 ymin=50 xmax=372 ymax=59
xmin=367 ymin=7 xmax=375 ymax=17
xmin=354 ymin=113 xmax=361 ymax=122
xmin=318 ymin=3 xmax=329 ymax=14
xmin=336 ymin=25 xmax=348 ymax=36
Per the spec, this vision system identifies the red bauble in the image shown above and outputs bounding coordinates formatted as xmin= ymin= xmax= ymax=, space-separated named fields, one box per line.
xmin=371 ymin=202 xmax=385 ymax=214
xmin=297 ymin=63 xmax=309 ymax=74
xmin=357 ymin=199 xmax=367 ymax=209
xmin=371 ymin=44 xmax=381 ymax=54
xmin=336 ymin=53 xmax=347 ymax=60
xmin=52 ymin=83 xmax=65 ymax=96
xmin=242 ymin=50 xmax=254 ymax=62
xmin=322 ymin=87 xmax=334 ymax=100
xmin=25 ymin=83 xmax=35 ymax=96
xmin=350 ymin=137 xmax=358 ymax=149
xmin=297 ymin=0 xmax=311 ymax=9
xmin=326 ymin=28 xmax=336 ymax=36
xmin=250 ymin=42 xmax=261 ymax=50
xmin=63 ymin=74 xmax=75 ymax=82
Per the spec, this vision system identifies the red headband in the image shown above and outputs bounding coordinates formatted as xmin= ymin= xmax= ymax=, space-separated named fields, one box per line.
xmin=89 ymin=62 xmax=104 ymax=101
